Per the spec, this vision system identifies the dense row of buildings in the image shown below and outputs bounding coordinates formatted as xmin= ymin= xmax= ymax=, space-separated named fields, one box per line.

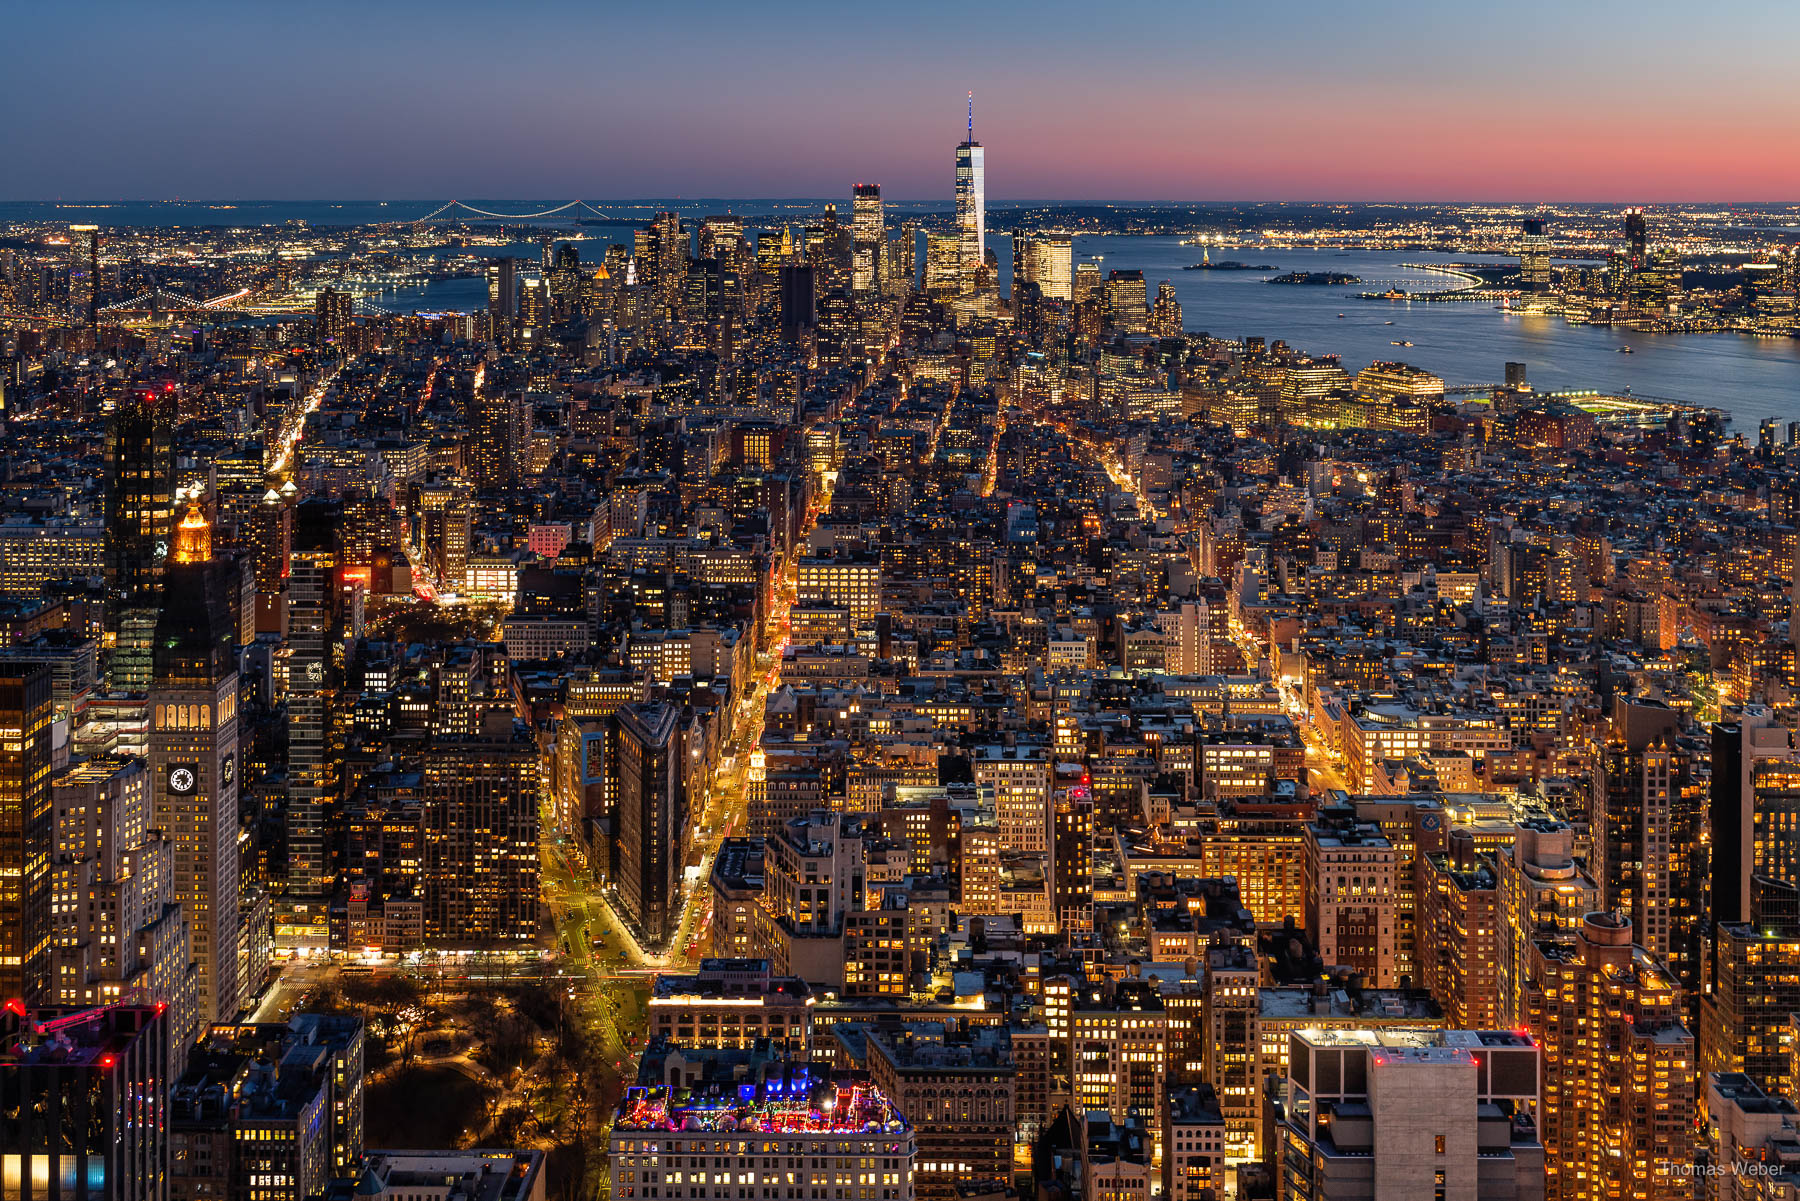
xmin=4 ymin=105 xmax=1800 ymax=1200
xmin=1511 ymin=207 xmax=1800 ymax=336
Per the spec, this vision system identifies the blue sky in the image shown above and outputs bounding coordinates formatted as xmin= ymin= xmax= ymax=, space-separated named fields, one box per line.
xmin=6 ymin=0 xmax=1800 ymax=201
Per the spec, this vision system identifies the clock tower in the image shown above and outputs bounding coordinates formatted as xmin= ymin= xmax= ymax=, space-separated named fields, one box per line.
xmin=150 ymin=554 xmax=242 ymax=1029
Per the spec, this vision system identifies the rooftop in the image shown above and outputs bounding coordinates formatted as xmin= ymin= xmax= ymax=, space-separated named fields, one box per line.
xmin=0 ymin=1003 xmax=164 ymax=1071
xmin=614 ymin=1079 xmax=908 ymax=1136
xmin=363 ymin=1150 xmax=544 ymax=1201
xmin=1260 ymin=987 xmax=1442 ymax=1022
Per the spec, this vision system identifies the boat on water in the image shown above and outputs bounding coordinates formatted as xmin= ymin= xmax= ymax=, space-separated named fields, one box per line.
xmin=1182 ymin=260 xmax=1279 ymax=271
xmin=1391 ymin=340 xmax=1414 ymax=347
xmin=1337 ymin=313 xmax=1345 ymax=318
xmin=1618 ymin=345 xmax=1634 ymax=353
xmin=1267 ymin=271 xmax=1361 ymax=286
xmin=1384 ymin=321 xmax=1394 ymax=326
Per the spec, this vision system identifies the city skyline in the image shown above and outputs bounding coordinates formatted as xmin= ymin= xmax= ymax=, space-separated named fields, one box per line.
xmin=8 ymin=5 xmax=1800 ymax=1196
xmin=8 ymin=0 xmax=1800 ymax=202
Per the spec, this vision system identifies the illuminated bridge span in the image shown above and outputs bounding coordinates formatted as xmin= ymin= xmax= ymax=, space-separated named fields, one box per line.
xmin=415 ymin=199 xmax=622 ymax=222
xmin=100 ymin=286 xmax=206 ymax=313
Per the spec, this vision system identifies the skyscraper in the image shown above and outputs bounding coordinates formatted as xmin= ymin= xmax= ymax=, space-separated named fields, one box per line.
xmin=1747 ymin=757 xmax=1800 ymax=924
xmin=924 ymin=233 xmax=962 ymax=300
xmin=1016 ymin=232 xmax=1072 ymax=301
xmin=0 ymin=1004 xmax=169 ymax=1201
xmin=851 ymin=183 xmax=884 ymax=297
xmin=68 ymin=223 xmax=99 ymax=328
xmin=466 ymin=388 xmax=527 ymax=492
xmin=1520 ymin=218 xmax=1551 ymax=293
xmin=1592 ymin=697 xmax=1688 ymax=967
xmin=778 ymin=263 xmax=816 ymax=344
xmin=1269 ymin=1029 xmax=1545 ymax=1201
xmin=1151 ymin=280 xmax=1183 ymax=337
xmin=1073 ymin=260 xmax=1101 ymax=304
xmin=682 ymin=256 xmax=724 ymax=328
xmin=49 ymin=755 xmax=197 ymax=1064
xmin=1700 ymin=921 xmax=1800 ymax=1105
xmin=885 ymin=219 xmax=919 ymax=299
xmin=1524 ymin=913 xmax=1693 ymax=1201
xmin=104 ymin=386 xmax=177 ymax=690
xmin=0 ymin=665 xmax=53 ymax=1004
xmin=804 ymin=205 xmax=849 ymax=297
xmin=149 ymin=553 xmax=242 ymax=1023
xmin=954 ymin=92 xmax=985 ymax=294
xmin=653 ymin=210 xmax=688 ymax=311
xmin=1304 ymin=811 xmax=1399 ymax=988
xmin=422 ymin=719 xmax=540 ymax=945
xmin=1051 ymin=777 xmax=1094 ymax=934
xmin=1709 ymin=706 xmax=1797 ymax=928
xmin=518 ymin=276 xmax=549 ymax=343
xmin=973 ymin=747 xmax=1048 ymax=856
xmin=409 ymin=477 xmax=472 ymax=586
xmin=1495 ymin=819 xmax=1597 ymax=1027
xmin=485 ymin=256 xmax=517 ymax=343
xmin=284 ymin=502 xmax=340 ymax=908
xmin=614 ymin=702 xmax=686 ymax=949
xmin=248 ymin=486 xmax=292 ymax=636
xmin=1624 ymin=207 xmax=1648 ymax=267
xmin=1104 ymin=269 xmax=1149 ymax=334
xmin=314 ymin=286 xmax=353 ymax=344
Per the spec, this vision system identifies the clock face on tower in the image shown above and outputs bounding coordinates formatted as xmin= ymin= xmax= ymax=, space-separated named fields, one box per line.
xmin=222 ymin=754 xmax=236 ymax=788
xmin=168 ymin=764 xmax=198 ymax=795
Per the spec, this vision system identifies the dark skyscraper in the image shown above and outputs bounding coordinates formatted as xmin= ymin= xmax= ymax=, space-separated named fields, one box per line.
xmin=315 ymin=286 xmax=353 ymax=344
xmin=423 ymin=721 xmax=540 ymax=946
xmin=466 ymin=388 xmax=526 ymax=492
xmin=285 ymin=501 xmax=341 ymax=908
xmin=1709 ymin=708 xmax=1795 ymax=929
xmin=104 ymin=386 xmax=176 ymax=689
xmin=683 ymin=256 xmax=724 ymax=326
xmin=68 ymin=223 xmax=99 ymax=328
xmin=104 ymin=387 xmax=177 ymax=600
xmin=1052 ymin=779 xmax=1094 ymax=934
xmin=1624 ymin=207 xmax=1648 ymax=266
xmin=1593 ymin=696 xmax=1708 ymax=1014
xmin=0 ymin=1004 xmax=169 ymax=1201
xmin=0 ymin=665 xmax=53 ymax=1004
xmin=614 ymin=702 xmax=685 ymax=949
xmin=779 ymin=263 xmax=816 ymax=344
xmin=486 ymin=256 xmax=517 ymax=343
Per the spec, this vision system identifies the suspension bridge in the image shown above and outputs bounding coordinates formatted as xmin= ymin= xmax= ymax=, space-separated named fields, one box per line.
xmin=413 ymin=199 xmax=630 ymax=223
xmin=99 ymin=285 xmax=262 ymax=316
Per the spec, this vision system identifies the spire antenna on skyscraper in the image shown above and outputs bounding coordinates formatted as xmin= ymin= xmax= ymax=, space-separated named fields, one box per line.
xmin=953 ymin=91 xmax=985 ymax=295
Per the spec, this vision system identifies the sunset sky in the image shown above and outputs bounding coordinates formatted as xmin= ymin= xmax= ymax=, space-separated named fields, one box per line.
xmin=7 ymin=0 xmax=1799 ymax=202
